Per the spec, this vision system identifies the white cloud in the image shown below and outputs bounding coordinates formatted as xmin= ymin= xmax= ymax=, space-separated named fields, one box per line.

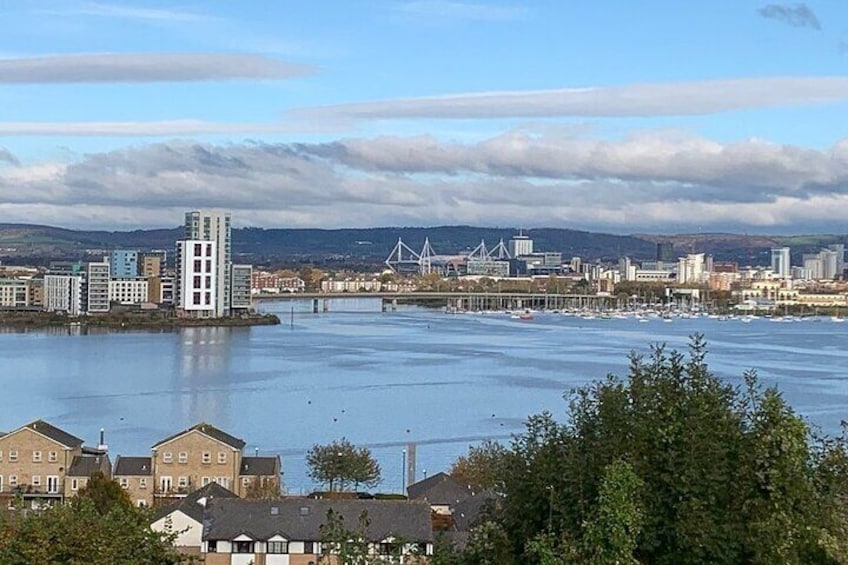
xmin=297 ymin=77 xmax=848 ymax=121
xmin=0 ymin=120 xmax=329 ymax=137
xmin=2 ymin=133 xmax=848 ymax=231
xmin=41 ymin=1 xmax=213 ymax=23
xmin=0 ymin=53 xmax=313 ymax=84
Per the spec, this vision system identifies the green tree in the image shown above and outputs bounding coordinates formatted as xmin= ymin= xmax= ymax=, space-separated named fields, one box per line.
xmin=451 ymin=336 xmax=848 ymax=564
xmin=307 ymin=438 xmax=382 ymax=491
xmin=73 ymin=472 xmax=131 ymax=514
xmin=449 ymin=440 xmax=506 ymax=491
xmin=244 ymin=476 xmax=283 ymax=500
xmin=0 ymin=497 xmax=184 ymax=565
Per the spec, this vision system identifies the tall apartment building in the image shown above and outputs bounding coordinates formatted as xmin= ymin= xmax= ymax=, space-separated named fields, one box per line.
xmin=828 ymin=244 xmax=845 ymax=275
xmin=86 ymin=260 xmax=111 ymax=313
xmin=176 ymin=240 xmax=217 ymax=317
xmin=770 ymin=247 xmax=791 ymax=278
xmin=677 ymin=253 xmax=707 ymax=284
xmin=140 ymin=254 xmax=162 ymax=278
xmin=185 ymin=211 xmax=231 ymax=317
xmin=110 ymin=250 xmax=139 ymax=279
xmin=43 ymin=275 xmax=83 ymax=315
xmin=0 ymin=278 xmax=29 ymax=308
xmin=230 ymin=264 xmax=252 ymax=312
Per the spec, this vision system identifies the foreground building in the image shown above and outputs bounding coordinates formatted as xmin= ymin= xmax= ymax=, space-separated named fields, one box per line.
xmin=201 ymin=498 xmax=433 ymax=564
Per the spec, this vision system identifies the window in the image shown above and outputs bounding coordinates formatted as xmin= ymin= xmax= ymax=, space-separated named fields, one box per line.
xmin=194 ymin=243 xmax=202 ymax=255
xmin=0 ymin=450 xmax=3 ymax=461
xmin=303 ymin=541 xmax=314 ymax=554
xmin=217 ymin=452 xmax=226 ymax=464
xmin=46 ymin=476 xmax=59 ymax=494
xmin=32 ymin=451 xmax=42 ymax=462
xmin=193 ymin=292 xmax=201 ymax=305
xmin=71 ymin=478 xmax=79 ymax=491
xmin=205 ymin=276 xmax=211 ymax=289
xmin=119 ymin=478 xmax=128 ymax=489
xmin=137 ymin=500 xmax=147 ymax=508
xmin=178 ymin=476 xmax=188 ymax=488
xmin=242 ymin=477 xmax=251 ymax=487
xmin=139 ymin=478 xmax=147 ymax=489
xmin=206 ymin=244 xmax=213 ymax=257
xmin=9 ymin=475 xmax=17 ymax=487
xmin=205 ymin=292 xmax=211 ymax=305
xmin=178 ymin=452 xmax=188 ymax=464
xmin=267 ymin=541 xmax=289 ymax=554
xmin=201 ymin=476 xmax=210 ymax=486
xmin=233 ymin=541 xmax=254 ymax=554
xmin=206 ymin=260 xmax=212 ymax=273
xmin=0 ymin=476 xmax=3 ymax=491
xmin=202 ymin=452 xmax=211 ymax=464
xmin=162 ymin=452 xmax=173 ymax=463
xmin=8 ymin=450 xmax=17 ymax=462
xmin=160 ymin=476 xmax=172 ymax=492
xmin=32 ymin=475 xmax=41 ymax=486
xmin=215 ymin=477 xmax=229 ymax=488
xmin=193 ymin=275 xmax=201 ymax=288
xmin=207 ymin=540 xmax=217 ymax=553
xmin=48 ymin=451 xmax=57 ymax=463
xmin=194 ymin=259 xmax=202 ymax=271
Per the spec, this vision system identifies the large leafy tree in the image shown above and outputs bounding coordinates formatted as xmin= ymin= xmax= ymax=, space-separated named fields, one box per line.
xmin=0 ymin=497 xmax=184 ymax=564
xmin=444 ymin=336 xmax=848 ymax=564
xmin=307 ymin=438 xmax=382 ymax=491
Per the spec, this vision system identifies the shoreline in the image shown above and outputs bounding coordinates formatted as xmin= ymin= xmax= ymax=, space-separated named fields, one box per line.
xmin=0 ymin=311 xmax=281 ymax=330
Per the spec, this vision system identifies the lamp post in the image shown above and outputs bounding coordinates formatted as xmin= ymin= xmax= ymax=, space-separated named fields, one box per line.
xmin=401 ymin=449 xmax=407 ymax=495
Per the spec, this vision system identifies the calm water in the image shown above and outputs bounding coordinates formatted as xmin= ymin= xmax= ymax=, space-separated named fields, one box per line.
xmin=1 ymin=299 xmax=847 ymax=493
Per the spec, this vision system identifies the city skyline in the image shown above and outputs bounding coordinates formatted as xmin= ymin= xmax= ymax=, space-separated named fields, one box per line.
xmin=1 ymin=2 xmax=848 ymax=233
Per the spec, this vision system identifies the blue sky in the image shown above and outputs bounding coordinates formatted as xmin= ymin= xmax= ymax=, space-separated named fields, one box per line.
xmin=1 ymin=1 xmax=847 ymax=233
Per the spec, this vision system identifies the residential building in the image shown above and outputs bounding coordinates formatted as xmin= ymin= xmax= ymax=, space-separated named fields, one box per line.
xmin=771 ymin=247 xmax=791 ymax=278
xmin=43 ymin=274 xmax=83 ymax=315
xmin=0 ymin=278 xmax=28 ymax=308
xmin=109 ymin=277 xmax=149 ymax=305
xmin=829 ymin=244 xmax=845 ymax=275
xmin=140 ymin=253 xmax=162 ymax=278
xmin=184 ymin=210 xmax=231 ymax=317
xmin=28 ymin=278 xmax=43 ymax=307
xmin=201 ymin=498 xmax=433 ymax=564
xmin=176 ymin=240 xmax=217 ymax=317
xmin=117 ymin=423 xmax=280 ymax=504
xmin=0 ymin=420 xmax=109 ymax=507
xmin=230 ymin=264 xmax=252 ymax=311
xmin=86 ymin=260 xmax=111 ymax=313
xmin=150 ymin=482 xmax=239 ymax=557
xmin=110 ymin=250 xmax=139 ymax=279
xmin=821 ymin=249 xmax=839 ymax=280
xmin=113 ymin=456 xmax=153 ymax=507
xmin=677 ymin=253 xmax=707 ymax=285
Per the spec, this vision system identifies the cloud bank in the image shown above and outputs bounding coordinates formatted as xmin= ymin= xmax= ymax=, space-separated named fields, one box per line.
xmin=298 ymin=77 xmax=848 ymax=121
xmin=2 ymin=132 xmax=848 ymax=232
xmin=758 ymin=3 xmax=821 ymax=30
xmin=0 ymin=53 xmax=313 ymax=84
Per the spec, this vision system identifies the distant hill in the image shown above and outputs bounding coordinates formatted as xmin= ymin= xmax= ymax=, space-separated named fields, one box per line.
xmin=0 ymin=223 xmax=845 ymax=268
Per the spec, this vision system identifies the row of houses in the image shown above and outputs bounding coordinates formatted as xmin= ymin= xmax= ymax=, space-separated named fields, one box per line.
xmin=0 ymin=419 xmax=488 ymax=563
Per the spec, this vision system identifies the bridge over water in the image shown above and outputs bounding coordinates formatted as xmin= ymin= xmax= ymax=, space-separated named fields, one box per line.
xmin=255 ymin=292 xmax=615 ymax=313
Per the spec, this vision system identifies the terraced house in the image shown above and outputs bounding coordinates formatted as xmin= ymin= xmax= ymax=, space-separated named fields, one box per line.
xmin=113 ymin=422 xmax=280 ymax=507
xmin=0 ymin=420 xmax=110 ymax=507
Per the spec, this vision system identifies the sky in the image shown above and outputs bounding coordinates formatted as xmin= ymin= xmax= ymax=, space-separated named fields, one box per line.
xmin=1 ymin=1 xmax=848 ymax=234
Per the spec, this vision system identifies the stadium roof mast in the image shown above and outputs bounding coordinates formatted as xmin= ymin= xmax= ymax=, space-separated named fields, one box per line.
xmin=419 ymin=237 xmax=436 ymax=275
xmin=384 ymin=237 xmax=421 ymax=272
xmin=488 ymin=238 xmax=512 ymax=260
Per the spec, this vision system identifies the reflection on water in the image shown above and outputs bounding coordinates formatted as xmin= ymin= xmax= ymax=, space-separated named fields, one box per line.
xmin=1 ymin=299 xmax=848 ymax=491
xmin=174 ymin=327 xmax=235 ymax=428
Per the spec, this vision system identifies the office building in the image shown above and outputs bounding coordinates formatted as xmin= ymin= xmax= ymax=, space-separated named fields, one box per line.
xmin=770 ymin=247 xmax=791 ymax=278
xmin=185 ymin=211 xmax=231 ymax=317
xmin=656 ymin=242 xmax=674 ymax=262
xmin=86 ymin=261 xmax=111 ymax=313
xmin=508 ymin=231 xmax=533 ymax=258
xmin=110 ymin=250 xmax=139 ymax=279
xmin=176 ymin=240 xmax=217 ymax=317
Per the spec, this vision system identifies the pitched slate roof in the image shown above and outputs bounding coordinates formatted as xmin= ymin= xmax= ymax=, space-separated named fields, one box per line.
xmin=240 ymin=456 xmax=279 ymax=476
xmin=152 ymin=482 xmax=239 ymax=524
xmin=152 ymin=423 xmax=246 ymax=450
xmin=23 ymin=420 xmax=84 ymax=448
xmin=203 ymin=498 xmax=433 ymax=543
xmin=67 ymin=454 xmax=111 ymax=477
xmin=114 ymin=456 xmax=152 ymax=476
xmin=406 ymin=472 xmax=475 ymax=506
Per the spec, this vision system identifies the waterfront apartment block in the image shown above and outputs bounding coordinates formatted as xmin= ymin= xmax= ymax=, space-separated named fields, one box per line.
xmin=114 ymin=422 xmax=280 ymax=507
xmin=0 ymin=278 xmax=29 ymax=308
xmin=110 ymin=250 xmax=139 ymax=279
xmin=230 ymin=264 xmax=253 ymax=311
xmin=43 ymin=274 xmax=83 ymax=315
xmin=86 ymin=260 xmax=111 ymax=313
xmin=109 ymin=277 xmax=149 ymax=305
xmin=185 ymin=210 xmax=231 ymax=317
xmin=176 ymin=240 xmax=218 ymax=317
xmin=0 ymin=420 xmax=110 ymax=507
